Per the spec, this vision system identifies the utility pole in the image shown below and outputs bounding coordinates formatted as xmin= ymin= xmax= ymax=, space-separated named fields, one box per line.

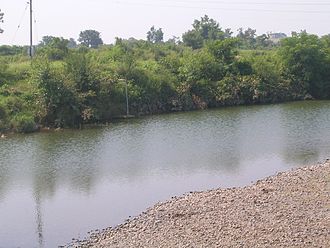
xmin=29 ymin=0 xmax=33 ymax=58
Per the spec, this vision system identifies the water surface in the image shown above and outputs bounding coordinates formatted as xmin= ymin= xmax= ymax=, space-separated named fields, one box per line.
xmin=1 ymin=101 xmax=330 ymax=247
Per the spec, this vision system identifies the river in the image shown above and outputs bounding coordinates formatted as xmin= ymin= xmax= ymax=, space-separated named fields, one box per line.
xmin=0 ymin=101 xmax=330 ymax=247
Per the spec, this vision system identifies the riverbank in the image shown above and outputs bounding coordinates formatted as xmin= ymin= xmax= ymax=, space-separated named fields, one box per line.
xmin=67 ymin=161 xmax=330 ymax=247
xmin=0 ymin=99 xmax=319 ymax=137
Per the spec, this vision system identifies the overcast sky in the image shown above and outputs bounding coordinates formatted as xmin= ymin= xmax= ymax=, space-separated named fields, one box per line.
xmin=0 ymin=0 xmax=329 ymax=45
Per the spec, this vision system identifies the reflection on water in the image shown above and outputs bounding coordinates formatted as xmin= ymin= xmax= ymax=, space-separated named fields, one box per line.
xmin=1 ymin=101 xmax=330 ymax=247
xmin=280 ymin=101 xmax=330 ymax=164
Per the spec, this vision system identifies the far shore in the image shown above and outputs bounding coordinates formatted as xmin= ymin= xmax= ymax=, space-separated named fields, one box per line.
xmin=66 ymin=161 xmax=330 ymax=247
xmin=1 ymin=99 xmax=322 ymax=137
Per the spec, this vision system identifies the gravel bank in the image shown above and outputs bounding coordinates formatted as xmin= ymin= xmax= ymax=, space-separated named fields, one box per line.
xmin=69 ymin=162 xmax=330 ymax=247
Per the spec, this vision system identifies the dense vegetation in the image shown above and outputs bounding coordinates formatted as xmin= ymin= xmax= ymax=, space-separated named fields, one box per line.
xmin=0 ymin=15 xmax=330 ymax=133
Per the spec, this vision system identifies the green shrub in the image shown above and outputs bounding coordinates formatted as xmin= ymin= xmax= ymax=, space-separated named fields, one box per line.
xmin=0 ymin=101 xmax=8 ymax=131
xmin=0 ymin=101 xmax=7 ymax=119
xmin=1 ymin=96 xmax=25 ymax=115
xmin=10 ymin=113 xmax=37 ymax=133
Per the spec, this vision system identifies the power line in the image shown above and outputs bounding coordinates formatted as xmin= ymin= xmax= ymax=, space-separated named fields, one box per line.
xmin=12 ymin=2 xmax=30 ymax=43
xmin=115 ymin=1 xmax=330 ymax=13
xmin=33 ymin=10 xmax=39 ymax=45
xmin=152 ymin=0 xmax=330 ymax=6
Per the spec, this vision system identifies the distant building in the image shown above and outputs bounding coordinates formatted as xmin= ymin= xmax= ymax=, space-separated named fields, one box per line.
xmin=268 ymin=33 xmax=287 ymax=43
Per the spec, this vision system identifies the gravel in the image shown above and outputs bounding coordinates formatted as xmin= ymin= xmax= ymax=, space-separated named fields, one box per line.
xmin=67 ymin=161 xmax=330 ymax=247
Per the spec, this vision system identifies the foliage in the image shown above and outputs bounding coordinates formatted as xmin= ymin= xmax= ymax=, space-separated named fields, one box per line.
xmin=37 ymin=37 xmax=69 ymax=60
xmin=0 ymin=45 xmax=25 ymax=56
xmin=78 ymin=30 xmax=103 ymax=48
xmin=67 ymin=38 xmax=77 ymax=48
xmin=0 ymin=100 xmax=7 ymax=131
xmin=66 ymin=50 xmax=101 ymax=122
xmin=39 ymin=36 xmax=57 ymax=47
xmin=1 ymin=16 xmax=330 ymax=133
xmin=182 ymin=15 xmax=224 ymax=49
xmin=237 ymin=28 xmax=257 ymax=48
xmin=0 ymin=94 xmax=36 ymax=132
xmin=10 ymin=113 xmax=36 ymax=133
xmin=0 ymin=60 xmax=9 ymax=85
xmin=215 ymin=75 xmax=254 ymax=105
xmin=236 ymin=28 xmax=275 ymax=49
xmin=0 ymin=9 xmax=3 ymax=34
xmin=250 ymin=52 xmax=290 ymax=102
xmin=207 ymin=38 xmax=238 ymax=65
xmin=33 ymin=59 xmax=81 ymax=127
xmin=147 ymin=26 xmax=164 ymax=43
xmin=279 ymin=32 xmax=330 ymax=99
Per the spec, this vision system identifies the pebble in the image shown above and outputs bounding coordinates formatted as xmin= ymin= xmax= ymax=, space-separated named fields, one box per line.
xmin=67 ymin=161 xmax=330 ymax=248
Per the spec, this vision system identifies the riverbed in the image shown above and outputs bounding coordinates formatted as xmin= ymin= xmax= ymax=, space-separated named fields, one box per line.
xmin=1 ymin=101 xmax=330 ymax=247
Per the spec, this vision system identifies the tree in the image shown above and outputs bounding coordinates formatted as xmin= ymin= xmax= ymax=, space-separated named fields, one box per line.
xmin=237 ymin=28 xmax=256 ymax=40
xmin=0 ymin=9 xmax=4 ymax=34
xmin=147 ymin=26 xmax=164 ymax=43
xmin=67 ymin=38 xmax=77 ymax=49
xmin=255 ymin=34 xmax=273 ymax=48
xmin=0 ymin=45 xmax=24 ymax=56
xmin=207 ymin=38 xmax=239 ymax=65
xmin=237 ymin=28 xmax=257 ymax=48
xmin=39 ymin=36 xmax=77 ymax=49
xmin=34 ymin=60 xmax=81 ymax=127
xmin=280 ymin=32 xmax=330 ymax=99
xmin=182 ymin=15 xmax=225 ymax=49
xmin=37 ymin=36 xmax=69 ymax=60
xmin=182 ymin=31 xmax=203 ymax=50
xmin=179 ymin=49 xmax=225 ymax=83
xmin=224 ymin=28 xmax=233 ymax=38
xmin=78 ymin=30 xmax=103 ymax=48
xmin=166 ymin=36 xmax=180 ymax=45
xmin=48 ymin=37 xmax=69 ymax=59
xmin=39 ymin=36 xmax=56 ymax=47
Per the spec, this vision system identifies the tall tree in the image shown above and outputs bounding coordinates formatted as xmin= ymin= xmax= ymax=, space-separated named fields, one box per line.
xmin=147 ymin=26 xmax=164 ymax=43
xmin=0 ymin=9 xmax=4 ymax=34
xmin=78 ymin=30 xmax=103 ymax=48
xmin=182 ymin=15 xmax=224 ymax=49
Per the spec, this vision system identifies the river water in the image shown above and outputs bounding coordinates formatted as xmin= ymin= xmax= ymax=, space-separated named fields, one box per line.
xmin=1 ymin=101 xmax=330 ymax=247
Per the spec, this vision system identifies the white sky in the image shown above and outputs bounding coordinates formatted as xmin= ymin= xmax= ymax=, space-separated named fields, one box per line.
xmin=0 ymin=0 xmax=329 ymax=45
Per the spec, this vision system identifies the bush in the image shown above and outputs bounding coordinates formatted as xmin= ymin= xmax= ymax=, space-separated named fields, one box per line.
xmin=10 ymin=113 xmax=37 ymax=133
xmin=0 ymin=101 xmax=7 ymax=119
xmin=0 ymin=102 xmax=8 ymax=131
